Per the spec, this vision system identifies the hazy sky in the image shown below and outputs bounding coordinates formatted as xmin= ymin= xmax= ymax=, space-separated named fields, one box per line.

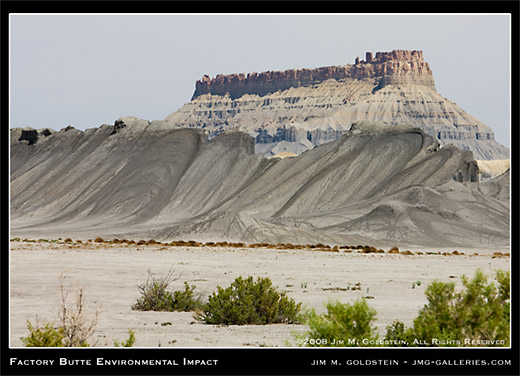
xmin=9 ymin=13 xmax=511 ymax=147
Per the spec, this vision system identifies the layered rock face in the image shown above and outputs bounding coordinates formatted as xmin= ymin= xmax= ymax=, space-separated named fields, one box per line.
xmin=11 ymin=118 xmax=508 ymax=247
xmin=193 ymin=49 xmax=435 ymax=99
xmin=167 ymin=50 xmax=509 ymax=160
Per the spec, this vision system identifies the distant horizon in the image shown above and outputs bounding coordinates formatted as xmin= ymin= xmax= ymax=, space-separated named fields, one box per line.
xmin=9 ymin=13 xmax=511 ymax=148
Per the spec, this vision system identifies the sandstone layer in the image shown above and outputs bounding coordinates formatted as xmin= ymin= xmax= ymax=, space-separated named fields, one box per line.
xmin=167 ymin=50 xmax=509 ymax=160
xmin=193 ymin=50 xmax=435 ymax=99
xmin=10 ymin=118 xmax=509 ymax=247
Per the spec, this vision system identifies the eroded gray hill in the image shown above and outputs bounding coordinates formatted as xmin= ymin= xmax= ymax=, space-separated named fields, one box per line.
xmin=10 ymin=117 xmax=509 ymax=247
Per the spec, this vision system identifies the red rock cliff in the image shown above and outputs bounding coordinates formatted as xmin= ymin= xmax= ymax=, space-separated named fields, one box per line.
xmin=192 ymin=49 xmax=435 ymax=100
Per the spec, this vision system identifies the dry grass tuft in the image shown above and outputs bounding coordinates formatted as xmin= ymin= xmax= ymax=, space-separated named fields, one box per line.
xmin=58 ymin=274 xmax=99 ymax=347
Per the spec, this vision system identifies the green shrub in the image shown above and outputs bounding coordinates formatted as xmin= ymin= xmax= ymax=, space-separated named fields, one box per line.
xmin=113 ymin=330 xmax=136 ymax=347
xmin=297 ymin=299 xmax=379 ymax=347
xmin=172 ymin=282 xmax=203 ymax=311
xmin=383 ymin=320 xmax=414 ymax=346
xmin=297 ymin=269 xmax=510 ymax=347
xmin=21 ymin=321 xmax=65 ymax=347
xmin=383 ymin=269 xmax=510 ymax=347
xmin=409 ymin=269 xmax=510 ymax=346
xmin=200 ymin=276 xmax=301 ymax=325
xmin=132 ymin=270 xmax=202 ymax=312
xmin=132 ymin=271 xmax=176 ymax=311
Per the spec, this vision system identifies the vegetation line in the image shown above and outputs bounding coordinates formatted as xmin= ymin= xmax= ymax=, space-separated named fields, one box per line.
xmin=10 ymin=237 xmax=510 ymax=258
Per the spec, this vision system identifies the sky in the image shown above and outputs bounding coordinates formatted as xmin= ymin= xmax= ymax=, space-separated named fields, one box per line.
xmin=9 ymin=13 xmax=511 ymax=147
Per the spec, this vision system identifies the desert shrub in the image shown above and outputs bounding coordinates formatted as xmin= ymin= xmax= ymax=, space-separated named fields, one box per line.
xmin=200 ymin=276 xmax=301 ymax=325
xmin=22 ymin=275 xmax=98 ymax=347
xmin=132 ymin=270 xmax=202 ymax=312
xmin=21 ymin=321 xmax=65 ymax=347
xmin=132 ymin=271 xmax=174 ymax=311
xmin=113 ymin=330 xmax=136 ymax=347
xmin=410 ymin=269 xmax=509 ymax=346
xmin=383 ymin=320 xmax=414 ymax=346
xmin=58 ymin=279 xmax=98 ymax=347
xmin=384 ymin=269 xmax=510 ymax=347
xmin=171 ymin=282 xmax=204 ymax=311
xmin=249 ymin=242 xmax=273 ymax=248
xmin=297 ymin=299 xmax=379 ymax=347
xmin=296 ymin=269 xmax=510 ymax=347
xmin=361 ymin=246 xmax=378 ymax=253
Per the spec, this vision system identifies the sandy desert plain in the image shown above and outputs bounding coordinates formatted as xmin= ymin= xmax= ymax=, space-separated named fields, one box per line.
xmin=9 ymin=238 xmax=510 ymax=348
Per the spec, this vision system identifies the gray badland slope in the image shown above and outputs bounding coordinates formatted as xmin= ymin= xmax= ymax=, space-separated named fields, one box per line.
xmin=10 ymin=118 xmax=509 ymax=247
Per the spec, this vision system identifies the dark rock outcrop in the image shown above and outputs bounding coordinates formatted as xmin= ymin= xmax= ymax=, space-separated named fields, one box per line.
xmin=12 ymin=127 xmax=54 ymax=145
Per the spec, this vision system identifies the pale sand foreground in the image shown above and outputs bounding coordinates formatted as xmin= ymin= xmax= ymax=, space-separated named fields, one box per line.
xmin=10 ymin=241 xmax=510 ymax=348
